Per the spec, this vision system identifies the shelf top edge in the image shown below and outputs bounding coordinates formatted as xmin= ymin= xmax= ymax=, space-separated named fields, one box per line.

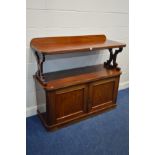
xmin=30 ymin=34 xmax=126 ymax=54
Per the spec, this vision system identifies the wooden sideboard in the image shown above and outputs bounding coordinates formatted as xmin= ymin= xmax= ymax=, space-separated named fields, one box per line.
xmin=30 ymin=34 xmax=126 ymax=131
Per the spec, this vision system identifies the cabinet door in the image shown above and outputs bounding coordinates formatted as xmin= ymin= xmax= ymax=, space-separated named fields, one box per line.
xmin=54 ymin=84 xmax=88 ymax=123
xmin=88 ymin=77 xmax=119 ymax=112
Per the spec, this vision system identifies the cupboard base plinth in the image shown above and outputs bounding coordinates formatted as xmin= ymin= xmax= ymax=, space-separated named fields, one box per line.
xmin=38 ymin=103 xmax=117 ymax=131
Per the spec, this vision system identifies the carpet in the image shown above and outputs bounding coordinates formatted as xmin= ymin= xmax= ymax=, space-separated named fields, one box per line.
xmin=26 ymin=88 xmax=129 ymax=155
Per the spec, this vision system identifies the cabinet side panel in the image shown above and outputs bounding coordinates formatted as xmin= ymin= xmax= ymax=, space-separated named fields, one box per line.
xmin=46 ymin=91 xmax=56 ymax=125
xmin=113 ymin=76 xmax=120 ymax=104
xmin=34 ymin=78 xmax=46 ymax=113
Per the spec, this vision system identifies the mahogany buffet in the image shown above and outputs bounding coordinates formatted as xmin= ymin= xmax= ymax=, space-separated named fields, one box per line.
xmin=30 ymin=35 xmax=126 ymax=131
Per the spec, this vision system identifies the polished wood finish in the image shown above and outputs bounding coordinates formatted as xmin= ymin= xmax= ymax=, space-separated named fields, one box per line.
xmin=35 ymin=64 xmax=121 ymax=91
xmin=34 ymin=65 xmax=121 ymax=131
xmin=38 ymin=103 xmax=117 ymax=131
xmin=89 ymin=77 xmax=119 ymax=112
xmin=31 ymin=35 xmax=126 ymax=83
xmin=31 ymin=34 xmax=126 ymax=131
xmin=31 ymin=35 xmax=125 ymax=54
xmin=54 ymin=85 xmax=88 ymax=123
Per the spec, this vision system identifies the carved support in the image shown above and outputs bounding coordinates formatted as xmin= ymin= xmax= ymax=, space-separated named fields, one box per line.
xmin=34 ymin=51 xmax=45 ymax=82
xmin=104 ymin=47 xmax=123 ymax=70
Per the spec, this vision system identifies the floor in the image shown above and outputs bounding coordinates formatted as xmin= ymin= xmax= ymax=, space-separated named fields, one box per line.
xmin=26 ymin=88 xmax=129 ymax=155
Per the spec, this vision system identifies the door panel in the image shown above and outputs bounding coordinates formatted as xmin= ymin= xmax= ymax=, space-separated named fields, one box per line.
xmin=89 ymin=78 xmax=118 ymax=111
xmin=55 ymin=85 xmax=88 ymax=123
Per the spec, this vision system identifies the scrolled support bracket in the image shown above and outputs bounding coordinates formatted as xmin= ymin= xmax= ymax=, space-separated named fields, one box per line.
xmin=104 ymin=47 xmax=123 ymax=70
xmin=34 ymin=51 xmax=46 ymax=82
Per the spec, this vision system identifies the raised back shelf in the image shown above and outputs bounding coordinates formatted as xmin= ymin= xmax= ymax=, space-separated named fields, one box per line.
xmin=30 ymin=34 xmax=126 ymax=54
xmin=31 ymin=34 xmax=126 ymax=84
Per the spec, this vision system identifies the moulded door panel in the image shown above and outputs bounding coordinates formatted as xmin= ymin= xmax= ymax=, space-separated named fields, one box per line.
xmin=54 ymin=84 xmax=88 ymax=123
xmin=88 ymin=77 xmax=120 ymax=112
